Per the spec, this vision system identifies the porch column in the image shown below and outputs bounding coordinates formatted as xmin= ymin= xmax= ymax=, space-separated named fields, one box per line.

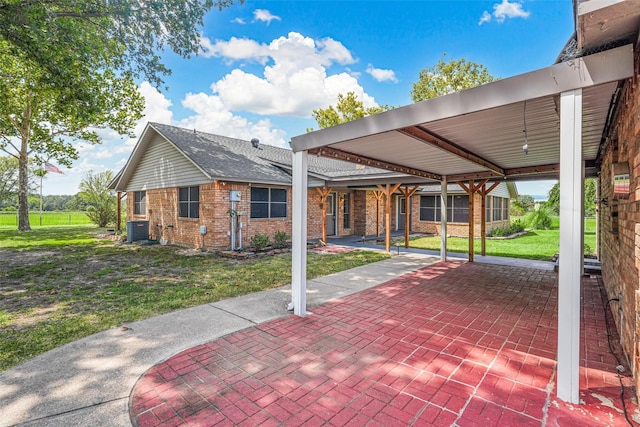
xmin=291 ymin=150 xmax=308 ymax=316
xmin=440 ymin=179 xmax=447 ymax=261
xmin=399 ymin=185 xmax=420 ymax=248
xmin=557 ymin=88 xmax=583 ymax=403
xmin=376 ymin=183 xmax=401 ymax=252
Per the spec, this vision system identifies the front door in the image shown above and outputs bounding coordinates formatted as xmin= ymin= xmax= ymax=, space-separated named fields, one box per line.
xmin=397 ymin=196 xmax=406 ymax=231
xmin=326 ymin=193 xmax=336 ymax=235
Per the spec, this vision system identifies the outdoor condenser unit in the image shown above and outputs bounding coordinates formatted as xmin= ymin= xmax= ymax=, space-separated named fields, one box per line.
xmin=127 ymin=220 xmax=149 ymax=243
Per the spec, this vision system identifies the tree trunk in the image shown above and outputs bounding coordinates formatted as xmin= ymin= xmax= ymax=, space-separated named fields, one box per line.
xmin=17 ymin=133 xmax=31 ymax=231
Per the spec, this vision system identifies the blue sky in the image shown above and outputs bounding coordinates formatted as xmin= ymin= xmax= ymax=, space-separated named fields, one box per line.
xmin=45 ymin=0 xmax=574 ymax=197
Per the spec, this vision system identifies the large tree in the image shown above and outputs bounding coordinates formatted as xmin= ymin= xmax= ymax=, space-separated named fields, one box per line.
xmin=411 ymin=54 xmax=498 ymax=102
xmin=0 ymin=0 xmax=241 ymax=230
xmin=0 ymin=42 xmax=144 ymax=230
xmin=309 ymin=92 xmax=392 ymax=131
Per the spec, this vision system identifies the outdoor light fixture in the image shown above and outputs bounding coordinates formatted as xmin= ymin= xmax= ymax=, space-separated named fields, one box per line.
xmin=522 ymin=100 xmax=529 ymax=155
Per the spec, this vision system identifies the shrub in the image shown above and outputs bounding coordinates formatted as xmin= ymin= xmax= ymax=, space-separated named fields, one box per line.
xmin=250 ymin=233 xmax=270 ymax=251
xmin=274 ymin=231 xmax=289 ymax=248
xmin=487 ymin=219 xmax=526 ymax=237
xmin=526 ymin=207 xmax=552 ymax=230
xmin=510 ymin=219 xmax=525 ymax=233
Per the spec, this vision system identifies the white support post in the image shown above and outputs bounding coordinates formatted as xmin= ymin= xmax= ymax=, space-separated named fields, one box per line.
xmin=440 ymin=178 xmax=448 ymax=262
xmin=557 ymin=88 xmax=583 ymax=404
xmin=291 ymin=150 xmax=308 ymax=316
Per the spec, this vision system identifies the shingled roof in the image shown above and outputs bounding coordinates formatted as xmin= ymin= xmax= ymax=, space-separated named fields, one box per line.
xmin=111 ymin=122 xmax=401 ymax=191
xmin=153 ymin=122 xmax=393 ymax=179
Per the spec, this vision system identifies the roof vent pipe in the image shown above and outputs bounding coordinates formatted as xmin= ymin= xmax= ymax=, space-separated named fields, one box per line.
xmin=251 ymin=138 xmax=259 ymax=148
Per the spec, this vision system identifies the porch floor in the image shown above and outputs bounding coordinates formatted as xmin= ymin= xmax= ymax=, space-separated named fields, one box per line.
xmin=130 ymin=262 xmax=638 ymax=426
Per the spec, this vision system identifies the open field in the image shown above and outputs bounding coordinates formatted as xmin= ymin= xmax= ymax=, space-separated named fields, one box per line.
xmin=405 ymin=217 xmax=596 ymax=260
xmin=0 ymin=226 xmax=389 ymax=371
xmin=0 ymin=211 xmax=91 ymax=227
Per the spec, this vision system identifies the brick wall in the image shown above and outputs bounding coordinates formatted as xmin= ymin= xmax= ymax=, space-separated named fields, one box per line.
xmin=126 ymin=183 xmax=365 ymax=249
xmin=599 ymin=42 xmax=640 ymax=397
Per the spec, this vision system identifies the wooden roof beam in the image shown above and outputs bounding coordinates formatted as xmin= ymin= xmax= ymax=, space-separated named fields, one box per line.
xmin=310 ymin=146 xmax=442 ymax=181
xmin=447 ymin=163 xmax=562 ymax=182
xmin=398 ymin=126 xmax=505 ymax=176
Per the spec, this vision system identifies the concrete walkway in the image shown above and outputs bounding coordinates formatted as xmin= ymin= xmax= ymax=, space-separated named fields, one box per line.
xmin=0 ymin=250 xmax=440 ymax=427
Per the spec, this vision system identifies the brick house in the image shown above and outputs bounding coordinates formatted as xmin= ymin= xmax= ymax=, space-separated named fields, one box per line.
xmin=110 ymin=122 xmax=515 ymax=249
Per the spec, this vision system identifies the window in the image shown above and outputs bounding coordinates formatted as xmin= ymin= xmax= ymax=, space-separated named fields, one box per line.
xmin=492 ymin=196 xmax=502 ymax=221
xmin=502 ymin=198 xmax=509 ymax=220
xmin=251 ymin=187 xmax=287 ymax=219
xmin=134 ymin=191 xmax=146 ymax=215
xmin=486 ymin=196 xmax=491 ymax=222
xmin=178 ymin=186 xmax=199 ymax=218
xmin=420 ymin=195 xmax=469 ymax=222
xmin=451 ymin=195 xmax=469 ymax=222
xmin=343 ymin=193 xmax=351 ymax=229
xmin=420 ymin=195 xmax=440 ymax=221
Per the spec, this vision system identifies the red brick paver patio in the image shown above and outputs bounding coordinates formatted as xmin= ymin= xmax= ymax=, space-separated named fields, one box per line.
xmin=130 ymin=262 xmax=638 ymax=426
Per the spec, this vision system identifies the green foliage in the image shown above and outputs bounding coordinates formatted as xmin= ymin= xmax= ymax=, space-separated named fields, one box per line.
xmin=77 ymin=170 xmax=117 ymax=227
xmin=488 ymin=219 xmax=525 ymax=237
xmin=250 ymin=233 xmax=271 ymax=251
xmin=0 ymin=156 xmax=19 ymax=204
xmin=584 ymin=179 xmax=597 ymax=216
xmin=411 ymin=54 xmax=498 ymax=102
xmin=0 ymin=1 xmax=242 ymax=94
xmin=0 ymin=1 xmax=242 ymax=231
xmin=0 ymin=39 xmax=144 ymax=230
xmin=526 ymin=207 xmax=553 ymax=230
xmin=544 ymin=179 xmax=597 ymax=216
xmin=510 ymin=195 xmax=535 ymax=216
xmin=309 ymin=92 xmax=393 ymax=131
xmin=274 ymin=231 xmax=290 ymax=248
xmin=545 ymin=182 xmax=560 ymax=215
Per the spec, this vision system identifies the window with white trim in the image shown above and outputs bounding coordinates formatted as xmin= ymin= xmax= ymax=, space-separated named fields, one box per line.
xmin=134 ymin=191 xmax=146 ymax=215
xmin=178 ymin=186 xmax=199 ymax=218
xmin=420 ymin=195 xmax=469 ymax=222
xmin=250 ymin=187 xmax=287 ymax=219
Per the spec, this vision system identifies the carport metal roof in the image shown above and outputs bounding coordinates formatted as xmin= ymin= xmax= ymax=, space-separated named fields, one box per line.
xmin=288 ymin=32 xmax=635 ymax=407
xmin=290 ymin=44 xmax=633 ymax=183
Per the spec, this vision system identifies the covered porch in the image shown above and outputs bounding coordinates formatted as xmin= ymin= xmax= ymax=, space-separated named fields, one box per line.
xmin=289 ymin=39 xmax=634 ymax=404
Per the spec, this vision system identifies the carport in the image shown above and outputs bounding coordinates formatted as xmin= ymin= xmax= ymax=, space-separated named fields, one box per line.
xmin=289 ymin=42 xmax=634 ymax=405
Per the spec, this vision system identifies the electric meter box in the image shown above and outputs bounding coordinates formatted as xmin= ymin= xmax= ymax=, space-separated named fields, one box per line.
xmin=199 ymin=225 xmax=207 ymax=235
xmin=230 ymin=190 xmax=241 ymax=201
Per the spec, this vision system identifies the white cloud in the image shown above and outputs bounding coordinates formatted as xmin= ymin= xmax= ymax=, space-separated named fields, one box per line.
xmin=478 ymin=11 xmax=492 ymax=25
xmin=200 ymin=36 xmax=269 ymax=63
xmin=178 ymin=92 xmax=288 ymax=148
xmin=253 ymin=9 xmax=281 ymax=25
xmin=366 ymin=64 xmax=398 ymax=83
xmin=204 ymin=32 xmax=377 ymax=117
xmin=479 ymin=0 xmax=530 ymax=25
xmin=231 ymin=17 xmax=245 ymax=24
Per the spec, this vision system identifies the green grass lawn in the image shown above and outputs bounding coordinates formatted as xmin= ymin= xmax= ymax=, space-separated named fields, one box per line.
xmin=407 ymin=217 xmax=596 ymax=261
xmin=0 ymin=226 xmax=389 ymax=371
xmin=0 ymin=211 xmax=91 ymax=228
